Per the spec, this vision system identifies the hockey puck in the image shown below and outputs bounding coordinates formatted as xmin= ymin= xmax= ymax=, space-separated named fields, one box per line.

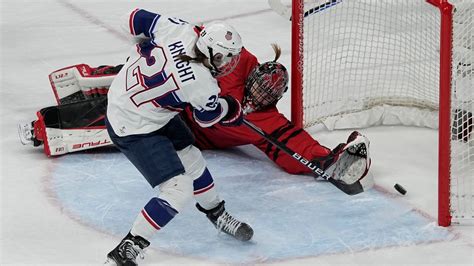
xmin=394 ymin=183 xmax=407 ymax=195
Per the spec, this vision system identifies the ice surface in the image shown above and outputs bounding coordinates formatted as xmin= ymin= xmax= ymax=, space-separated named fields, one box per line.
xmin=1 ymin=0 xmax=473 ymax=265
xmin=49 ymin=147 xmax=454 ymax=263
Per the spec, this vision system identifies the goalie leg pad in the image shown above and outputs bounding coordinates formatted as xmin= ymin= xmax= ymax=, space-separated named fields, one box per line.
xmin=49 ymin=64 xmax=117 ymax=105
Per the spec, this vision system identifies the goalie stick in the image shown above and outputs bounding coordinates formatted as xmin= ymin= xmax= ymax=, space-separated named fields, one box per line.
xmin=243 ymin=119 xmax=367 ymax=195
xmin=268 ymin=0 xmax=342 ymax=21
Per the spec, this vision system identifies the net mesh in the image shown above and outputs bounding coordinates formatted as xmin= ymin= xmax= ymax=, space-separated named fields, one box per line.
xmin=299 ymin=0 xmax=473 ymax=223
xmin=449 ymin=0 xmax=473 ymax=223
xmin=302 ymin=0 xmax=440 ymax=129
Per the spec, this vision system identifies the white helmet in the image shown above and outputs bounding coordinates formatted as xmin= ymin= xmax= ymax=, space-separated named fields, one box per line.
xmin=196 ymin=20 xmax=243 ymax=77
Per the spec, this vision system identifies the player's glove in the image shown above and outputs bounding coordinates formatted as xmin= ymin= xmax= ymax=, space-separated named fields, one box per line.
xmin=219 ymin=95 xmax=243 ymax=127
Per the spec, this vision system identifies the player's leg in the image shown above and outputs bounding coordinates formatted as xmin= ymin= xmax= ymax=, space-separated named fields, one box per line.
xmin=104 ymin=116 xmax=193 ymax=265
xmin=105 ymin=115 xmax=253 ymax=264
xmin=166 ymin=116 xmax=253 ymax=241
xmin=176 ymin=145 xmax=253 ymax=241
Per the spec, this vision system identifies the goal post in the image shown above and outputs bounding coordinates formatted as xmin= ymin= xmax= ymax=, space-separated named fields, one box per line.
xmin=433 ymin=0 xmax=454 ymax=228
xmin=289 ymin=0 xmax=473 ymax=226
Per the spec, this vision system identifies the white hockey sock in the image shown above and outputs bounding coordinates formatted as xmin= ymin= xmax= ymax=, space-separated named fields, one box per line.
xmin=131 ymin=174 xmax=193 ymax=240
xmin=193 ymin=168 xmax=221 ymax=210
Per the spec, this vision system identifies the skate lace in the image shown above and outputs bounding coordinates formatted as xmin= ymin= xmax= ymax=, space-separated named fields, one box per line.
xmin=216 ymin=211 xmax=241 ymax=236
xmin=120 ymin=240 xmax=145 ymax=260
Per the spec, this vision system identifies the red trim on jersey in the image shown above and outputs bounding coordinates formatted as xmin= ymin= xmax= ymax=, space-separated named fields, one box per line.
xmin=194 ymin=183 xmax=215 ymax=195
xmin=129 ymin=8 xmax=140 ymax=35
xmin=141 ymin=209 xmax=161 ymax=230
xmin=163 ymin=106 xmax=184 ymax=112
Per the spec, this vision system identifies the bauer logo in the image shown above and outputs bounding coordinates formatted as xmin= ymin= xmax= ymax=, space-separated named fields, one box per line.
xmin=292 ymin=153 xmax=331 ymax=179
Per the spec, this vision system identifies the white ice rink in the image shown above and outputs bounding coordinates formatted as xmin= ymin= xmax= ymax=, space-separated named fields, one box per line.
xmin=1 ymin=0 xmax=473 ymax=265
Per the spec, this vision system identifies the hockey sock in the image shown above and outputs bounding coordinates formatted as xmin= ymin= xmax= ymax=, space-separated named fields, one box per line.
xmin=193 ymin=168 xmax=221 ymax=210
xmin=130 ymin=197 xmax=178 ymax=240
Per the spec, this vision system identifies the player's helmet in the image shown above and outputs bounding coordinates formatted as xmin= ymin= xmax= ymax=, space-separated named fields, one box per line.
xmin=196 ymin=21 xmax=243 ymax=77
xmin=244 ymin=61 xmax=289 ymax=112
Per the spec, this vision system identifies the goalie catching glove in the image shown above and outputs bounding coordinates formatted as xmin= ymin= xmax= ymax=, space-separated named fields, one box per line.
xmin=312 ymin=131 xmax=372 ymax=187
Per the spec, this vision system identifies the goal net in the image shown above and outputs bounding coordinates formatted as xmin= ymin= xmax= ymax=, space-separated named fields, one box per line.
xmin=288 ymin=0 xmax=473 ymax=226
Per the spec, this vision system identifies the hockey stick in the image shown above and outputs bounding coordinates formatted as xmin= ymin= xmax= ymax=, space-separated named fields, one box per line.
xmin=243 ymin=119 xmax=365 ymax=195
xmin=268 ymin=0 xmax=342 ymax=21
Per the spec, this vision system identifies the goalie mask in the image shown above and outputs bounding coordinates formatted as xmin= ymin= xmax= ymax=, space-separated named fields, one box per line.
xmin=196 ymin=21 xmax=243 ymax=77
xmin=243 ymin=61 xmax=289 ymax=113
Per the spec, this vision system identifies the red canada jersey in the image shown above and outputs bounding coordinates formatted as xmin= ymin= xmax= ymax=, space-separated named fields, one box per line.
xmin=217 ymin=47 xmax=259 ymax=101
xmin=182 ymin=48 xmax=333 ymax=174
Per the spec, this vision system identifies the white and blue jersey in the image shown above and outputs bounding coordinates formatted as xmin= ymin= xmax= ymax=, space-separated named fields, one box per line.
xmin=107 ymin=9 xmax=228 ymax=137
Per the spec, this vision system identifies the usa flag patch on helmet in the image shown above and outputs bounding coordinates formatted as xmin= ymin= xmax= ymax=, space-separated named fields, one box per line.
xmin=225 ymin=31 xmax=233 ymax=40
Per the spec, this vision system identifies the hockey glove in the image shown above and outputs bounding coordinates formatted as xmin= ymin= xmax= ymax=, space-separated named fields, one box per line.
xmin=312 ymin=131 xmax=369 ymax=169
xmin=329 ymin=131 xmax=371 ymax=185
xmin=219 ymin=95 xmax=243 ymax=127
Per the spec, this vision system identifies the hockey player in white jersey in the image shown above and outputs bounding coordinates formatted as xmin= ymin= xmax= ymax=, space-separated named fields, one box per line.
xmin=104 ymin=9 xmax=252 ymax=266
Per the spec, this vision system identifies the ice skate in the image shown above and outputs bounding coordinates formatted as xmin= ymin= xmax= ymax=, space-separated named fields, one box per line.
xmin=197 ymin=200 xmax=253 ymax=241
xmin=18 ymin=121 xmax=43 ymax=147
xmin=105 ymin=232 xmax=150 ymax=266
xmin=17 ymin=122 xmax=34 ymax=146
